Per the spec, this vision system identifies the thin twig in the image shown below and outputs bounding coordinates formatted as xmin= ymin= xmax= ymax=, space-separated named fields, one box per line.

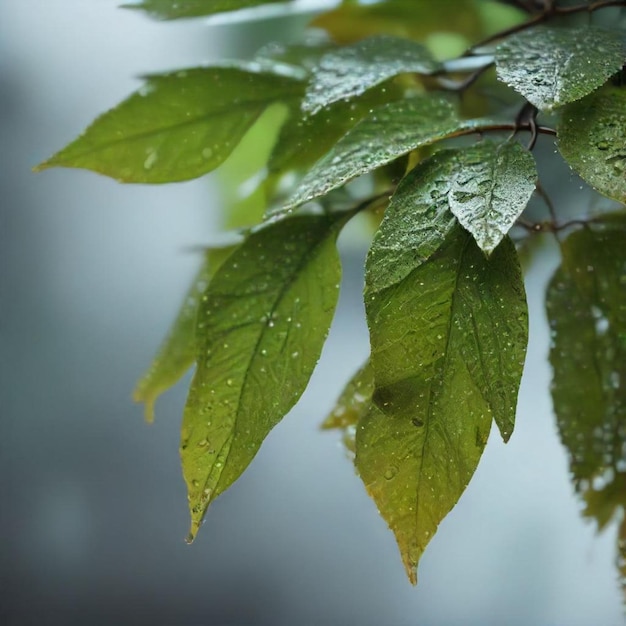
xmin=466 ymin=0 xmax=626 ymax=53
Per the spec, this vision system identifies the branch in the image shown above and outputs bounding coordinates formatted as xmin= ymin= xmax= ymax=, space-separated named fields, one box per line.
xmin=467 ymin=0 xmax=626 ymax=53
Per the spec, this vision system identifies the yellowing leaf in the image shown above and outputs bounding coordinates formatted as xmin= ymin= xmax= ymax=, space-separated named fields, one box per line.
xmin=182 ymin=212 xmax=350 ymax=540
xmin=360 ymin=162 xmax=528 ymax=581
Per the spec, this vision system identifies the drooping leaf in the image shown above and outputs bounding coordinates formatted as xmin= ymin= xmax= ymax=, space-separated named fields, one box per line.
xmin=321 ymin=361 xmax=374 ymax=457
xmin=547 ymin=216 xmax=626 ymax=591
xmin=269 ymin=82 xmax=402 ymax=175
xmin=276 ymin=97 xmax=500 ymax=216
xmin=134 ymin=245 xmax=237 ymax=422
xmin=361 ymin=222 xmax=528 ymax=583
xmin=182 ymin=212 xmax=351 ymax=540
xmin=35 ymin=67 xmax=304 ymax=183
xmin=447 ymin=140 xmax=536 ymax=255
xmin=558 ymin=87 xmax=626 ymax=204
xmin=495 ymin=26 xmax=626 ymax=110
xmin=122 ymin=0 xmax=291 ymax=20
xmin=311 ymin=0 xmax=484 ymax=45
xmin=302 ymin=36 xmax=441 ymax=115
xmin=547 ymin=216 xmax=626 ymax=515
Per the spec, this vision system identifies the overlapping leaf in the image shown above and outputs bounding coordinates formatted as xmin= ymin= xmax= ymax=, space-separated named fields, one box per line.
xmin=448 ymin=140 xmax=536 ymax=255
xmin=495 ymin=26 xmax=626 ymax=110
xmin=321 ymin=361 xmax=374 ymax=457
xmin=547 ymin=216 xmax=626 ymax=590
xmin=269 ymin=83 xmax=401 ymax=175
xmin=134 ymin=246 xmax=236 ymax=422
xmin=360 ymin=149 xmax=528 ymax=582
xmin=547 ymin=216 xmax=626 ymax=508
xmin=182 ymin=213 xmax=349 ymax=540
xmin=35 ymin=67 xmax=304 ymax=183
xmin=311 ymin=0 xmax=484 ymax=44
xmin=302 ymin=36 xmax=441 ymax=115
xmin=122 ymin=0 xmax=290 ymax=20
xmin=277 ymin=97 xmax=499 ymax=216
xmin=558 ymin=87 xmax=626 ymax=204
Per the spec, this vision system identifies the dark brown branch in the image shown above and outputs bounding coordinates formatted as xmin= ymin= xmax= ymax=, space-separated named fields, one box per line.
xmin=467 ymin=0 xmax=626 ymax=53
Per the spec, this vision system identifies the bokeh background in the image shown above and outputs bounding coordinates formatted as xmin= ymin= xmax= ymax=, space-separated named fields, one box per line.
xmin=1 ymin=1 xmax=623 ymax=624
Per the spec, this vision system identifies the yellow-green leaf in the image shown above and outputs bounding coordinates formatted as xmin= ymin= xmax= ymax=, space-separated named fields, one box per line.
xmin=360 ymin=166 xmax=528 ymax=581
xmin=35 ymin=67 xmax=304 ymax=183
xmin=182 ymin=212 xmax=350 ymax=540
xmin=134 ymin=246 xmax=236 ymax=423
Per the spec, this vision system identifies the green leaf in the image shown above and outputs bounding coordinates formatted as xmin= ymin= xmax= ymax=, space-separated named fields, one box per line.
xmin=495 ymin=26 xmax=626 ymax=110
xmin=447 ymin=140 xmax=536 ymax=255
xmin=361 ymin=224 xmax=528 ymax=583
xmin=122 ymin=0 xmax=290 ymax=20
xmin=321 ymin=361 xmax=374 ymax=457
xmin=35 ymin=67 xmax=304 ymax=183
xmin=276 ymin=97 xmax=497 ymax=216
xmin=182 ymin=212 xmax=350 ymax=541
xmin=269 ymin=83 xmax=401 ymax=175
xmin=547 ymin=216 xmax=626 ymax=516
xmin=133 ymin=246 xmax=236 ymax=423
xmin=302 ymin=36 xmax=441 ymax=115
xmin=557 ymin=87 xmax=626 ymax=204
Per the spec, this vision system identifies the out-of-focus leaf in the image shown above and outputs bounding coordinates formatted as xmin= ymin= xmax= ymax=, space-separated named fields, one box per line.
xmin=302 ymin=36 xmax=441 ymax=114
xmin=558 ymin=87 xmax=626 ymax=204
xmin=322 ymin=361 xmax=374 ymax=456
xmin=361 ymin=220 xmax=527 ymax=583
xmin=311 ymin=0 xmax=483 ymax=45
xmin=182 ymin=212 xmax=351 ymax=541
xmin=547 ymin=217 xmax=626 ymax=512
xmin=547 ymin=216 xmax=626 ymax=591
xmin=447 ymin=140 xmax=536 ymax=255
xmin=269 ymin=82 xmax=402 ymax=175
xmin=35 ymin=67 xmax=304 ymax=183
xmin=122 ymin=0 xmax=291 ymax=20
xmin=276 ymin=97 xmax=499 ymax=216
xmin=495 ymin=26 xmax=626 ymax=110
xmin=134 ymin=246 xmax=237 ymax=423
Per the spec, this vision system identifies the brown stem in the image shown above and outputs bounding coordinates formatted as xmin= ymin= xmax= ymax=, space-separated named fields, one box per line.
xmin=467 ymin=0 xmax=626 ymax=53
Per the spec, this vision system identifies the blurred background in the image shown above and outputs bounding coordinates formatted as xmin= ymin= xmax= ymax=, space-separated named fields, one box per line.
xmin=1 ymin=1 xmax=624 ymax=624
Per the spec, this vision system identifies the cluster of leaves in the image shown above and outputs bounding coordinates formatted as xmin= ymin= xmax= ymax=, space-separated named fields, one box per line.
xmin=37 ymin=0 xmax=626 ymax=585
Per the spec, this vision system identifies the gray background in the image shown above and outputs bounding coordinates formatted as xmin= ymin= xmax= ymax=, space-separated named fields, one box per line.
xmin=1 ymin=1 xmax=623 ymax=624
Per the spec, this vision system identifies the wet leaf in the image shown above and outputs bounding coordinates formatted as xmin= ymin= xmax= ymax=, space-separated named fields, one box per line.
xmin=558 ymin=87 xmax=626 ymax=204
xmin=302 ymin=36 xmax=441 ymax=115
xmin=276 ymin=97 xmax=498 ymax=216
xmin=448 ymin=140 xmax=536 ymax=255
xmin=182 ymin=212 xmax=350 ymax=540
xmin=35 ymin=67 xmax=303 ymax=183
xmin=322 ymin=361 xmax=374 ymax=457
xmin=134 ymin=246 xmax=237 ymax=422
xmin=547 ymin=217 xmax=626 ymax=516
xmin=495 ymin=26 xmax=626 ymax=110
xmin=122 ymin=0 xmax=290 ymax=20
xmin=269 ymin=82 xmax=401 ymax=175
xmin=361 ymin=222 xmax=528 ymax=583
